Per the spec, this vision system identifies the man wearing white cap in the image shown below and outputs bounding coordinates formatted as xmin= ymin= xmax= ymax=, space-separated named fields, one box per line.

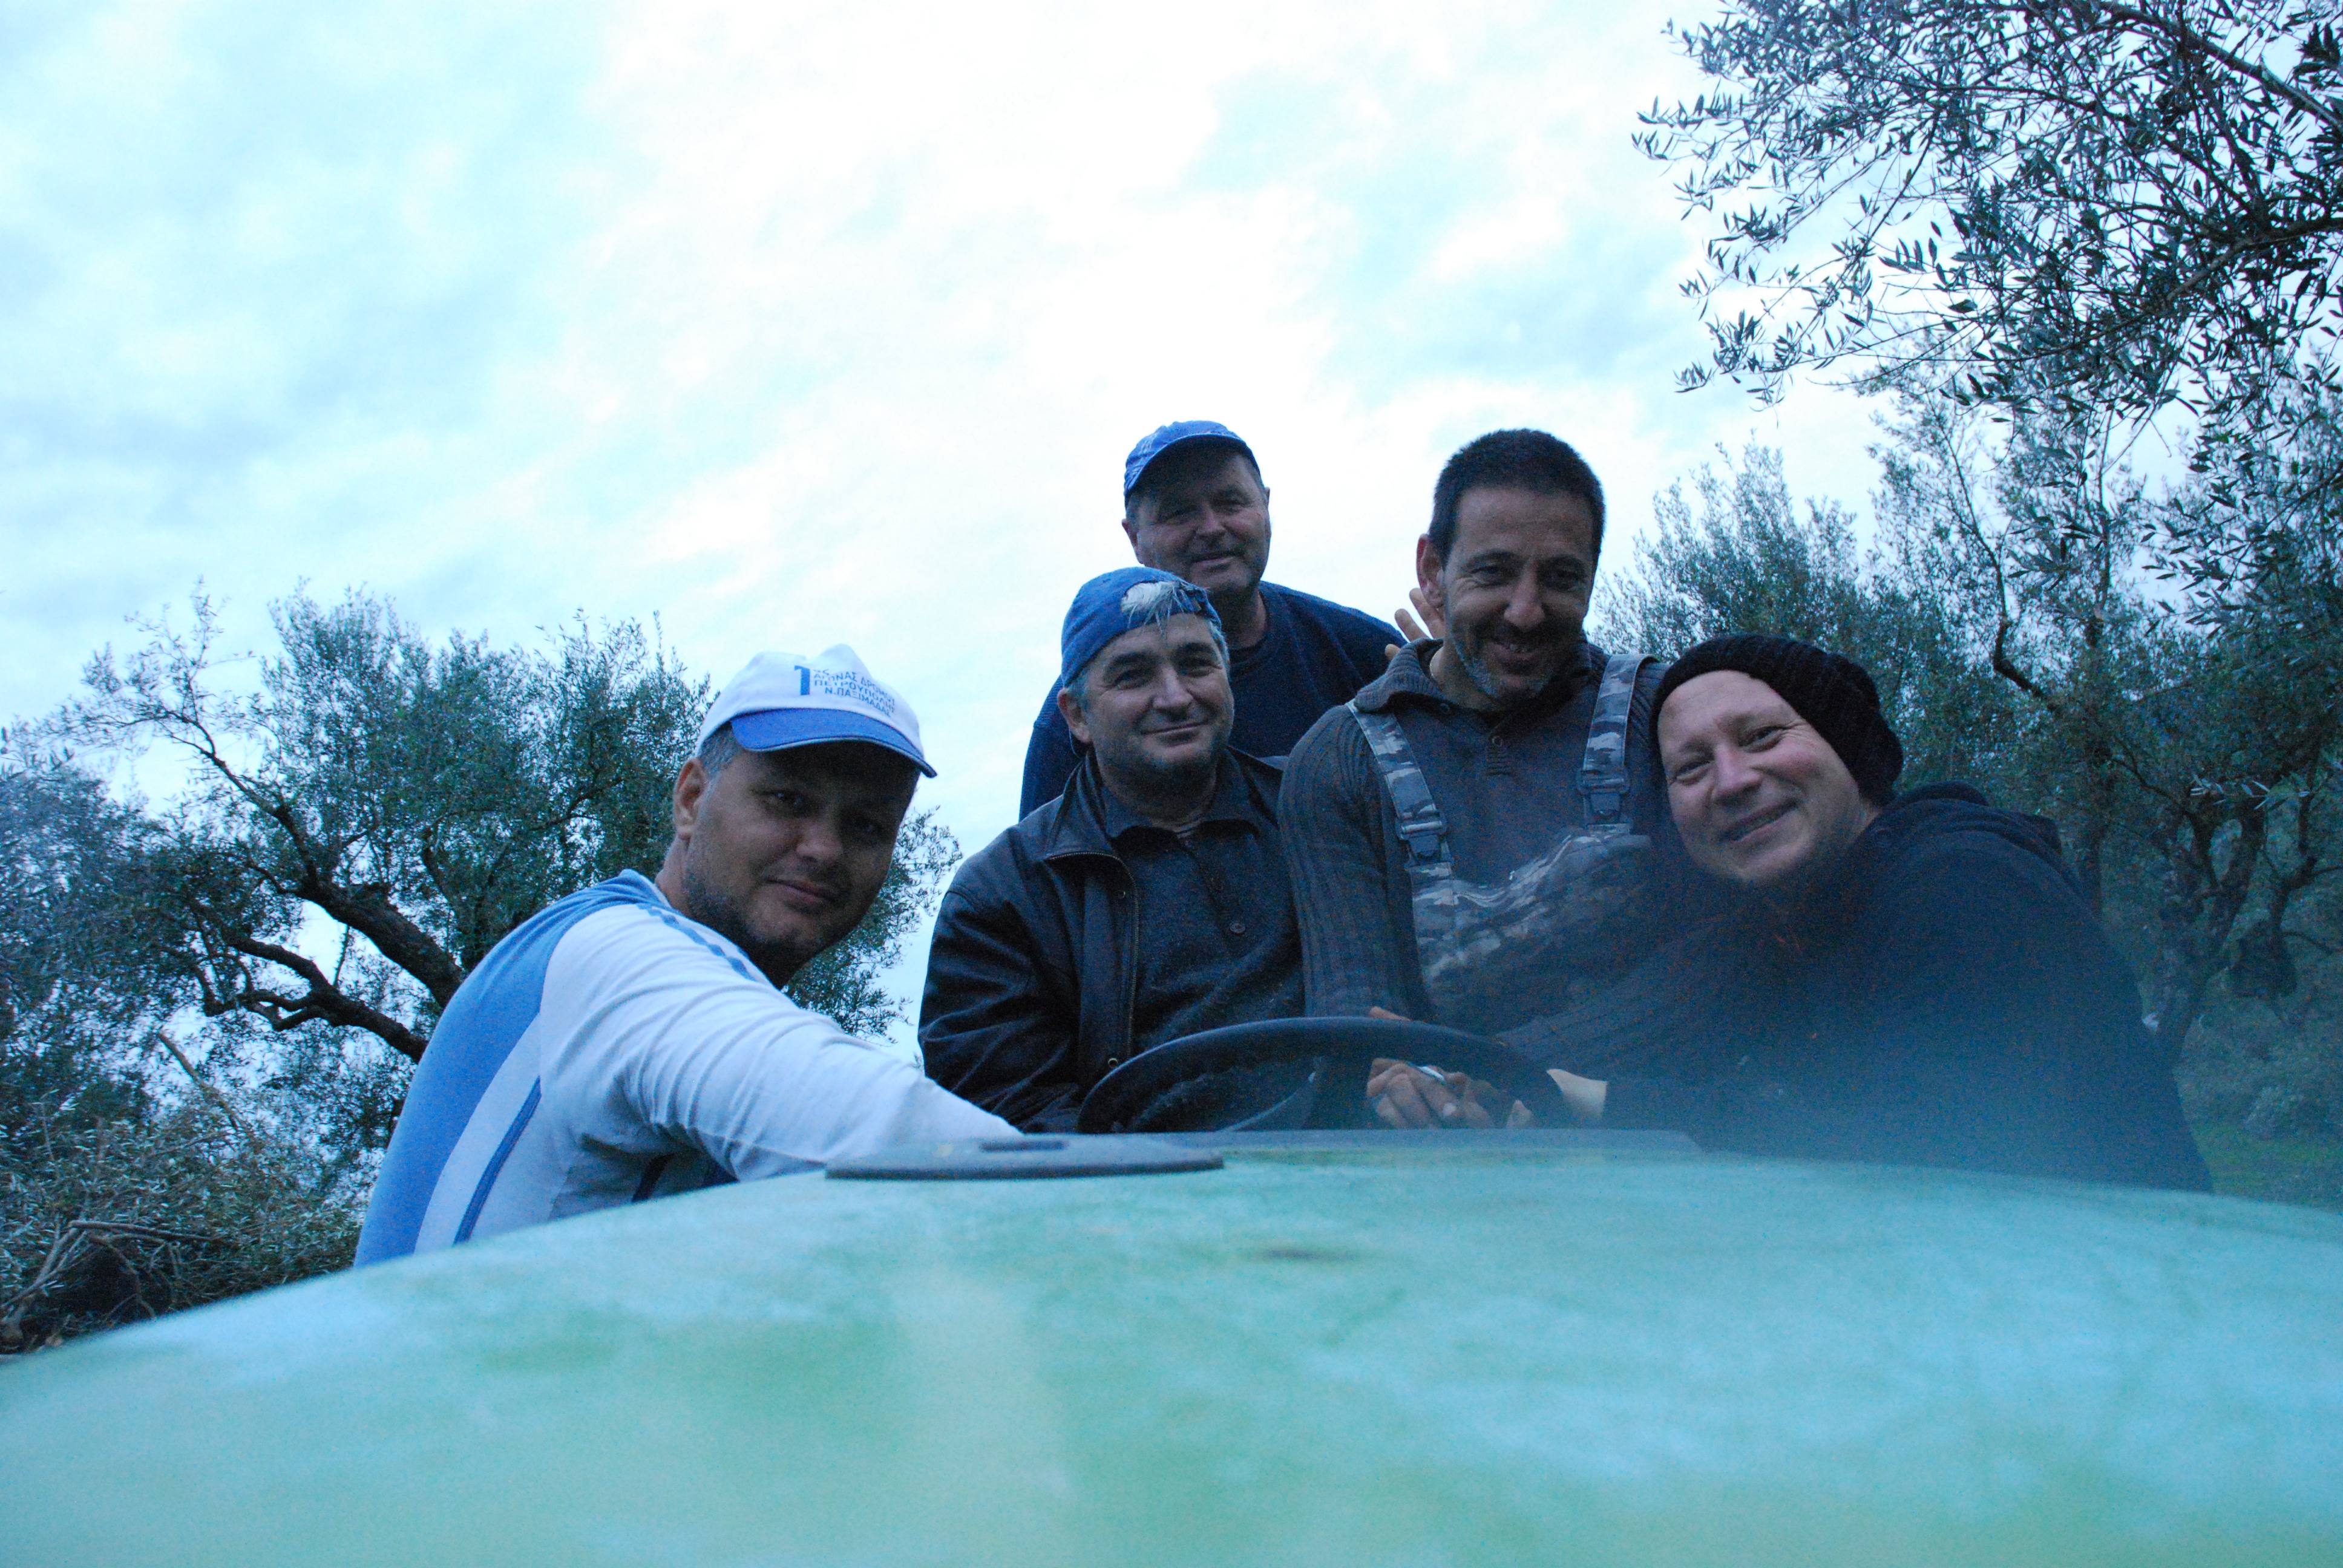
xmin=355 ymin=647 xmax=1013 ymax=1264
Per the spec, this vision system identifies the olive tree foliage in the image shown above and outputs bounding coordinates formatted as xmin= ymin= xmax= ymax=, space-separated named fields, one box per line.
xmin=54 ymin=592 xmax=704 ymax=1061
xmin=1638 ymin=0 xmax=2343 ymax=436
xmin=0 ymin=755 xmax=372 ymax=1350
xmin=1904 ymin=403 xmax=2343 ymax=1146
xmin=1893 ymin=402 xmax=2343 ymax=1051
xmin=1599 ymin=413 xmax=2343 ymax=1071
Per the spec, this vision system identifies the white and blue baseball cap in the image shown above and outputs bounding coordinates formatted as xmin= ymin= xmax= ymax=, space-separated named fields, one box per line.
xmin=696 ymin=646 xmax=934 ymax=777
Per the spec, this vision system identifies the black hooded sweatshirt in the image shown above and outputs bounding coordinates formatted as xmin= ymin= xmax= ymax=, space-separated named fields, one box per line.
xmin=1599 ymin=783 xmax=2210 ymax=1192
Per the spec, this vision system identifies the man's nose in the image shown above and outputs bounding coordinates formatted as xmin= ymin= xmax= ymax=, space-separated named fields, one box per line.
xmin=1147 ymin=667 xmax=1198 ymax=710
xmin=791 ymin=812 xmax=848 ymax=867
xmin=1502 ymin=573 xmax=1547 ymax=627
xmin=1711 ymin=746 xmax=1761 ymax=797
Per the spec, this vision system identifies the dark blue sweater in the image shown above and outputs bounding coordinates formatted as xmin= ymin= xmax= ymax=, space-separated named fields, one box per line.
xmin=1599 ymin=784 xmax=2211 ymax=1192
xmin=1020 ymin=581 xmax=1398 ymax=818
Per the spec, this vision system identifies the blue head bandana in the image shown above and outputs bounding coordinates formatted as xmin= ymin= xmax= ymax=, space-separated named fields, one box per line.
xmin=1058 ymin=567 xmax=1224 ymax=692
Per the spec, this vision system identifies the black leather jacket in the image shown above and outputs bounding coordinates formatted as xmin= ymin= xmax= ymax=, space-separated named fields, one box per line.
xmin=919 ymin=751 xmax=1288 ymax=1131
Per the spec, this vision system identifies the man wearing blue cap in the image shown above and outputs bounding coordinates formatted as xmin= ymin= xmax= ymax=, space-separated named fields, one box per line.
xmin=923 ymin=569 xmax=1305 ymax=1129
xmin=1016 ymin=422 xmax=1400 ymax=817
xmin=355 ymin=647 xmax=1013 ymax=1263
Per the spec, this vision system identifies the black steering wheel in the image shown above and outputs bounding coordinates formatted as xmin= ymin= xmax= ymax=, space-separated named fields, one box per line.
xmin=1076 ymin=1016 xmax=1558 ymax=1135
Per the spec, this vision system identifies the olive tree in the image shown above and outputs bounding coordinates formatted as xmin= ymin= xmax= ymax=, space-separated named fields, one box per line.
xmin=1596 ymin=439 xmax=2022 ymax=792
xmin=1639 ymin=0 xmax=2343 ymax=437
xmin=1887 ymin=402 xmax=2343 ymax=1048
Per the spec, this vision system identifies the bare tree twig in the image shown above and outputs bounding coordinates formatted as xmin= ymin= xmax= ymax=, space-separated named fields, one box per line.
xmin=148 ymin=1028 xmax=258 ymax=1146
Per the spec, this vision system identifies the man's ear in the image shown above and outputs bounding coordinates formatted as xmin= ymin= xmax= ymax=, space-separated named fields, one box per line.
xmin=1119 ymin=510 xmax=1141 ymax=557
xmin=1056 ymin=684 xmax=1092 ymax=749
xmin=1414 ymin=533 xmax=1446 ymax=613
xmin=671 ymin=757 xmax=709 ymax=838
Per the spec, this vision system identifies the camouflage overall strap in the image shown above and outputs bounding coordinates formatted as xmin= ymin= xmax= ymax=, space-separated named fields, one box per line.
xmin=1347 ymin=704 xmax=1455 ymax=879
xmin=1575 ymin=652 xmax=1656 ymax=834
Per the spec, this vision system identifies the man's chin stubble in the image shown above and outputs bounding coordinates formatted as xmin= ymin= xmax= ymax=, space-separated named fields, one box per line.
xmin=1130 ymin=747 xmax=1219 ymax=797
xmin=679 ymin=861 xmax=822 ymax=985
xmin=1456 ymin=642 xmax=1562 ymax=705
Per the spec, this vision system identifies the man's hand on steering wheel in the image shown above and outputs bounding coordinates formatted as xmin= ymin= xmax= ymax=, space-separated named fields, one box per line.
xmin=1363 ymin=1007 xmax=1535 ymax=1129
xmin=1366 ymin=1059 xmax=1500 ymax=1128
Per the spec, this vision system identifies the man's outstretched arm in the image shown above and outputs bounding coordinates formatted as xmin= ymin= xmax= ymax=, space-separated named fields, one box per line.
xmin=553 ymin=904 xmax=1013 ymax=1182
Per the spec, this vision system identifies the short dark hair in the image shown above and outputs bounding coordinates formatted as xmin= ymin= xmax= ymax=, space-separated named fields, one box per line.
xmin=1426 ymin=430 xmax=1605 ymax=564
xmin=1124 ymin=440 xmax=1266 ymax=521
xmin=698 ymin=722 xmax=746 ymax=782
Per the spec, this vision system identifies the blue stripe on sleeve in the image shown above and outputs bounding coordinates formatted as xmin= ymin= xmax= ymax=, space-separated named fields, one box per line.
xmin=452 ymin=1080 xmax=543 ymax=1245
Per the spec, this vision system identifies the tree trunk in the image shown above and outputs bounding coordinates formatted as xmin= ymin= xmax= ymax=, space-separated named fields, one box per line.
xmin=2076 ymin=728 xmax=2113 ymax=917
xmin=2148 ymin=794 xmax=2266 ymax=1063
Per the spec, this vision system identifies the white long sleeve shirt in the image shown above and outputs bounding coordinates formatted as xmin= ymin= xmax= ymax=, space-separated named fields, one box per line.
xmin=356 ymin=871 xmax=1011 ymax=1263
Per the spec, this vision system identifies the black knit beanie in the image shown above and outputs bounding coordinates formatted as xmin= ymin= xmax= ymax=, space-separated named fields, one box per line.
xmin=1653 ymin=634 xmax=1905 ymax=805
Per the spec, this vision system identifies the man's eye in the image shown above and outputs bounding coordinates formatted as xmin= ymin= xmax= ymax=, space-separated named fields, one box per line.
xmin=1745 ymin=725 xmax=1784 ymax=748
xmin=1669 ymin=761 xmax=1709 ymax=785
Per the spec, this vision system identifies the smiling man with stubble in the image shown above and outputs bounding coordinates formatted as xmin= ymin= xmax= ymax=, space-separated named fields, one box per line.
xmin=923 ymin=567 xmax=1307 ymax=1130
xmin=1277 ymin=430 xmax=1697 ymax=1077
xmin=355 ymin=647 xmax=1011 ymax=1263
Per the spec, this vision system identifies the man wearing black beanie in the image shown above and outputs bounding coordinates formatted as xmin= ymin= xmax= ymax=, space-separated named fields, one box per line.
xmin=1538 ymin=633 xmax=2209 ymax=1192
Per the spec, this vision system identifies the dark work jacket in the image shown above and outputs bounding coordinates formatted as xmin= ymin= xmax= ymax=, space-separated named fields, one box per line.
xmin=1602 ymin=784 xmax=2212 ymax=1192
xmin=920 ymin=751 xmax=1289 ymax=1132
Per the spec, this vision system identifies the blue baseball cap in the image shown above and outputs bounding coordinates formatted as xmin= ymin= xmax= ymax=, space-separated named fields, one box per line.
xmin=1122 ymin=420 xmax=1256 ymax=498
xmin=1059 ymin=568 xmax=1224 ymax=691
xmin=696 ymin=646 xmax=934 ymax=777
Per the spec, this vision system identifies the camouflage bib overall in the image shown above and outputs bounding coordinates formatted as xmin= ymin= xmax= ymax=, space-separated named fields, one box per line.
xmin=1348 ymin=652 xmax=1661 ymax=1031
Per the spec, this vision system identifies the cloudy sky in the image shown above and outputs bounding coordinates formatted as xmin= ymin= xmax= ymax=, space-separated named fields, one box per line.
xmin=1 ymin=0 xmax=1880 ymax=1022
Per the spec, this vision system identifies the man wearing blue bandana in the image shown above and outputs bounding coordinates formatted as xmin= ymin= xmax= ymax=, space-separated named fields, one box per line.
xmin=922 ymin=568 xmax=1306 ymax=1129
xmin=1016 ymin=421 xmax=1400 ymax=817
xmin=355 ymin=647 xmax=1011 ymax=1264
